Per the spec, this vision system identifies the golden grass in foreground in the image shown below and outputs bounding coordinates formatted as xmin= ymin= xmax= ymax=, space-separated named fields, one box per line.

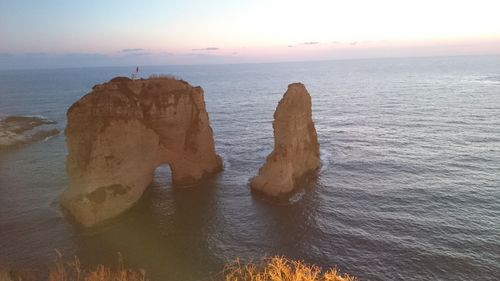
xmin=224 ymin=256 xmax=356 ymax=281
xmin=47 ymin=259 xmax=146 ymax=281
xmin=2 ymin=255 xmax=356 ymax=281
xmin=47 ymin=252 xmax=146 ymax=281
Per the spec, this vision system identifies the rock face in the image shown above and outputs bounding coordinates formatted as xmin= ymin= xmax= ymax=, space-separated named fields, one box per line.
xmin=62 ymin=77 xmax=223 ymax=227
xmin=250 ymin=83 xmax=320 ymax=197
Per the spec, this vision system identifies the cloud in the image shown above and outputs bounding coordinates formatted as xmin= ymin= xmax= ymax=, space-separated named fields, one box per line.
xmin=119 ymin=48 xmax=151 ymax=56
xmin=124 ymin=52 xmax=151 ymax=56
xmin=120 ymin=48 xmax=145 ymax=52
xmin=303 ymin=42 xmax=319 ymax=45
xmin=191 ymin=47 xmax=220 ymax=51
xmin=288 ymin=45 xmax=295 ymax=48
xmin=350 ymin=41 xmax=358 ymax=46
xmin=331 ymin=41 xmax=340 ymax=44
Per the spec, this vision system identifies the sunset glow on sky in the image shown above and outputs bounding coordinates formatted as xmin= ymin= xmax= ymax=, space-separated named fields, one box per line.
xmin=1 ymin=0 xmax=499 ymax=68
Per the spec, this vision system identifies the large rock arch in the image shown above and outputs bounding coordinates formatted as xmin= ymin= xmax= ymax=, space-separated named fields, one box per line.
xmin=62 ymin=77 xmax=223 ymax=227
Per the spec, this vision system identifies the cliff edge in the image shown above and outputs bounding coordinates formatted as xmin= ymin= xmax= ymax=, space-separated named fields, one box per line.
xmin=250 ymin=83 xmax=320 ymax=197
xmin=62 ymin=76 xmax=223 ymax=227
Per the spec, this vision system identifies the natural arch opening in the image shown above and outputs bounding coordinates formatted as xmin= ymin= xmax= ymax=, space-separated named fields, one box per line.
xmin=62 ymin=77 xmax=223 ymax=227
xmin=152 ymin=163 xmax=173 ymax=189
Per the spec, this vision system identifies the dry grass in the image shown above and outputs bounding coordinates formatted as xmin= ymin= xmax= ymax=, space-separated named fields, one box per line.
xmin=2 ymin=254 xmax=356 ymax=281
xmin=223 ymin=256 xmax=356 ymax=281
xmin=147 ymin=74 xmax=178 ymax=80
xmin=47 ymin=251 xmax=147 ymax=281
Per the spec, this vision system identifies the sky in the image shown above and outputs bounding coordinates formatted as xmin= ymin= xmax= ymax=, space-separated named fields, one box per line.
xmin=1 ymin=0 xmax=499 ymax=69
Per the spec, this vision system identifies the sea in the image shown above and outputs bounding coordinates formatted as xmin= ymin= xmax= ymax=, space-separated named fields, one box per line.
xmin=0 ymin=56 xmax=499 ymax=281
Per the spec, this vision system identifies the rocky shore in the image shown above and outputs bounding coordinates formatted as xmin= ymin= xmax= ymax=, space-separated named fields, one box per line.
xmin=0 ymin=116 xmax=59 ymax=150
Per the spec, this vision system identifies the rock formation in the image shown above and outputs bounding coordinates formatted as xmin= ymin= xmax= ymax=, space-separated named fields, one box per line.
xmin=62 ymin=76 xmax=223 ymax=227
xmin=250 ymin=83 xmax=320 ymax=197
xmin=0 ymin=116 xmax=59 ymax=150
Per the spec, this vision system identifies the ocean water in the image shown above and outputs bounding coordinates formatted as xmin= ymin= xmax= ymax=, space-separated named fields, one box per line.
xmin=0 ymin=56 xmax=499 ymax=281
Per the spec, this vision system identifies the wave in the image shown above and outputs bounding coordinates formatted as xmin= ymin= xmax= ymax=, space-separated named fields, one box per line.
xmin=319 ymin=147 xmax=333 ymax=173
xmin=472 ymin=75 xmax=500 ymax=84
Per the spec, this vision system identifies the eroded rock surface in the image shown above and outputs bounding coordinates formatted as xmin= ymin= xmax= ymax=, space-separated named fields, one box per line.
xmin=250 ymin=83 xmax=320 ymax=197
xmin=62 ymin=77 xmax=223 ymax=227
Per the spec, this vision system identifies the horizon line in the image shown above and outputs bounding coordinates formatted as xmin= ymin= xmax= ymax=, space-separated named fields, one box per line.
xmin=1 ymin=53 xmax=499 ymax=72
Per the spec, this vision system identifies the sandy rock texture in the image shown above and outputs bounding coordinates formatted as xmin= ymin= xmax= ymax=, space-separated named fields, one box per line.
xmin=250 ymin=83 xmax=320 ymax=197
xmin=62 ymin=76 xmax=223 ymax=227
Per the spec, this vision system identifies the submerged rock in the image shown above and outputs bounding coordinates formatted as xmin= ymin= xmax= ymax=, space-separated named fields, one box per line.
xmin=250 ymin=83 xmax=320 ymax=197
xmin=0 ymin=116 xmax=59 ymax=150
xmin=62 ymin=76 xmax=223 ymax=227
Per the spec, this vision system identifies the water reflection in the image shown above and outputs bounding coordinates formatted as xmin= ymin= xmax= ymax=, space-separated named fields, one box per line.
xmin=71 ymin=164 xmax=323 ymax=281
xmin=254 ymin=184 xmax=318 ymax=246
xmin=74 ymin=170 xmax=224 ymax=281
